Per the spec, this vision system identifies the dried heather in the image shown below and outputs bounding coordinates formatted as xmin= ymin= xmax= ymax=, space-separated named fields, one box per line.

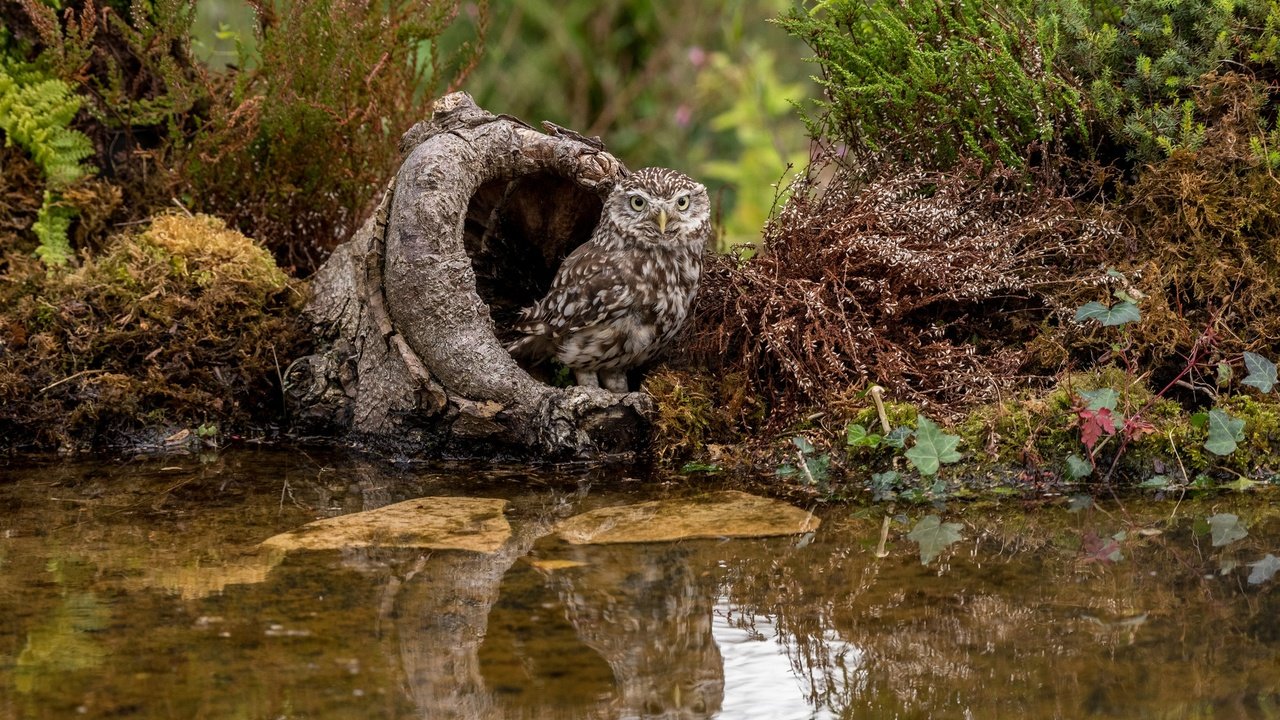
xmin=691 ymin=162 xmax=1114 ymax=419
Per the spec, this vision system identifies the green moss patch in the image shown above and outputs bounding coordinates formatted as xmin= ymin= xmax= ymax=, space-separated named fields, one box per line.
xmin=0 ymin=214 xmax=307 ymax=450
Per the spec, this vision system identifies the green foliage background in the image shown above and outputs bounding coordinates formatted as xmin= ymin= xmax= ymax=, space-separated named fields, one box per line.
xmin=430 ymin=0 xmax=813 ymax=248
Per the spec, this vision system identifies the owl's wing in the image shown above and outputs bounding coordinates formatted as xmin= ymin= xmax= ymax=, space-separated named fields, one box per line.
xmin=517 ymin=242 xmax=636 ymax=337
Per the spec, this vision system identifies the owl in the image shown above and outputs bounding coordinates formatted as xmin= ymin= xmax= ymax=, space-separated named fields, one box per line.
xmin=508 ymin=167 xmax=711 ymax=392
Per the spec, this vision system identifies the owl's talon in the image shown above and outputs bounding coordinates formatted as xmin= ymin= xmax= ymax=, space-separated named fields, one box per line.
xmin=599 ymin=370 xmax=629 ymax=393
xmin=574 ymin=370 xmax=600 ymax=388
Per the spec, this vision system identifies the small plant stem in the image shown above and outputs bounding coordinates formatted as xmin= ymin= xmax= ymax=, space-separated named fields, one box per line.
xmin=1168 ymin=429 xmax=1188 ymax=524
xmin=40 ymin=368 xmax=108 ymax=393
xmin=797 ymin=447 xmax=816 ymax=486
xmin=870 ymin=385 xmax=890 ymax=434
xmin=875 ymin=515 xmax=891 ymax=558
xmin=1102 ymin=326 xmax=1212 ymax=484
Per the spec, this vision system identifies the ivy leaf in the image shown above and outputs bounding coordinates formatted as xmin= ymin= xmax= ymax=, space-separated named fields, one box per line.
xmin=1112 ymin=288 xmax=1139 ymax=304
xmin=1065 ymin=455 xmax=1093 ymax=481
xmin=804 ymin=454 xmax=831 ymax=484
xmin=1248 ymin=554 xmax=1280 ymax=585
xmin=1079 ymin=388 xmax=1119 ymax=412
xmin=1067 ymin=494 xmax=1094 ymax=513
xmin=846 ymin=423 xmax=881 ymax=449
xmin=1213 ymin=358 xmax=1233 ymax=386
xmin=1204 ymin=409 xmax=1245 ymax=456
xmin=1223 ymin=477 xmax=1258 ymax=492
xmin=882 ymin=426 xmax=912 ymax=449
xmin=1075 ymin=300 xmax=1141 ymax=327
xmin=906 ymin=515 xmax=963 ymax=565
xmin=1242 ymin=352 xmax=1277 ymax=393
xmin=1121 ymin=416 xmax=1156 ymax=441
xmin=871 ymin=470 xmax=900 ymax=486
xmin=1140 ymin=474 xmax=1171 ymax=489
xmin=870 ymin=470 xmax=899 ymax=501
xmin=905 ymin=417 xmax=962 ymax=476
xmin=1208 ymin=513 xmax=1248 ymax=547
xmin=1082 ymin=530 xmax=1124 ymax=563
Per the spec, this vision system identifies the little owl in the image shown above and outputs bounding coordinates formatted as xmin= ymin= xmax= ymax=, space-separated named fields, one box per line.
xmin=508 ymin=167 xmax=710 ymax=392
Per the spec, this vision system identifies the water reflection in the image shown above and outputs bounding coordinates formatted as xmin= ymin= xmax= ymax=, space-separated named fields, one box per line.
xmin=1 ymin=451 xmax=1279 ymax=719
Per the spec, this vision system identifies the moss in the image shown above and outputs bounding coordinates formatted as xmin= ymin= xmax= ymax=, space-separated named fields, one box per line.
xmin=0 ymin=213 xmax=307 ymax=450
xmin=644 ymin=368 xmax=767 ymax=461
xmin=1214 ymin=395 xmax=1280 ymax=475
xmin=646 ymin=368 xmax=722 ymax=461
xmin=138 ymin=214 xmax=290 ymax=294
xmin=948 ymin=377 xmax=1280 ymax=485
xmin=848 ymin=401 xmax=917 ymax=434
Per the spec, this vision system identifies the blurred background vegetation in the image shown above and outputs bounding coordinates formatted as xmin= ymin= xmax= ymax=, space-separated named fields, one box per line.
xmin=194 ymin=0 xmax=815 ymax=250
xmin=436 ymin=0 xmax=814 ymax=248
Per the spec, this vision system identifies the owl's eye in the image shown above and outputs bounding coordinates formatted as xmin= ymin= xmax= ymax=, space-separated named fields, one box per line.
xmin=629 ymin=195 xmax=646 ymax=211
xmin=675 ymin=195 xmax=690 ymax=210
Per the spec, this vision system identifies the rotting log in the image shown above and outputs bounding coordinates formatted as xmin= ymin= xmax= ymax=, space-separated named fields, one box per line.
xmin=284 ymin=93 xmax=654 ymax=457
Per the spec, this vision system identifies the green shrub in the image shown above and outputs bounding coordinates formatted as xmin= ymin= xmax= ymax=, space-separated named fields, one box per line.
xmin=780 ymin=0 xmax=1084 ymax=169
xmin=447 ymin=0 xmax=811 ymax=248
xmin=1054 ymin=0 xmax=1280 ymax=165
xmin=3 ymin=0 xmax=485 ymax=272
xmin=185 ymin=0 xmax=489 ymax=271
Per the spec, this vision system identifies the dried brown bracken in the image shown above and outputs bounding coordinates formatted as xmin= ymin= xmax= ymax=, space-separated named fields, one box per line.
xmin=689 ymin=160 xmax=1114 ymax=422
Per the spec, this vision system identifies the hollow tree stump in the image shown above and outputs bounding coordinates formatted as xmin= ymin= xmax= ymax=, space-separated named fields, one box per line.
xmin=285 ymin=93 xmax=654 ymax=457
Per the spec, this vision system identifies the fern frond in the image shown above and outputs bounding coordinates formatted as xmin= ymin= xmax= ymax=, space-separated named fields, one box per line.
xmin=32 ymin=191 xmax=77 ymax=267
xmin=0 ymin=61 xmax=95 ymax=189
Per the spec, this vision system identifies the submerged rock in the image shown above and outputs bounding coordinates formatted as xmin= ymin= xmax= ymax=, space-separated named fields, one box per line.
xmin=554 ymin=490 xmax=819 ymax=545
xmin=261 ymin=496 xmax=511 ymax=553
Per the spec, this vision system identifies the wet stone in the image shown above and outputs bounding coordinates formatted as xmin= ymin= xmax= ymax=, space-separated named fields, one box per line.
xmin=554 ymin=490 xmax=819 ymax=545
xmin=261 ymin=496 xmax=511 ymax=553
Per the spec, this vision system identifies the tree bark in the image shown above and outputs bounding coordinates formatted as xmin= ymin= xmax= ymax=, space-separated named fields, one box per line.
xmin=285 ymin=93 xmax=653 ymax=457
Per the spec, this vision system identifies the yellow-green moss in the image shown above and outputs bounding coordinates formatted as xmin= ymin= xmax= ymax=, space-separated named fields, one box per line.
xmin=1214 ymin=395 xmax=1280 ymax=472
xmin=139 ymin=214 xmax=290 ymax=293
xmin=0 ymin=213 xmax=307 ymax=450
xmin=848 ymin=401 xmax=917 ymax=433
xmin=646 ymin=368 xmax=721 ymax=461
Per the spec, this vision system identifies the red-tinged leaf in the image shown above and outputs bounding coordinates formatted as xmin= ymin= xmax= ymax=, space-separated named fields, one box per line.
xmin=1081 ymin=531 xmax=1124 ymax=564
xmin=1078 ymin=407 xmax=1117 ymax=452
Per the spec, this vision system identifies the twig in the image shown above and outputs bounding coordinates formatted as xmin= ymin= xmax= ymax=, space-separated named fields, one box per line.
xmin=40 ymin=369 xmax=108 ymax=393
xmin=1168 ymin=429 xmax=1189 ymax=524
xmin=271 ymin=343 xmax=286 ymax=419
xmin=874 ymin=515 xmax=891 ymax=558
xmin=796 ymin=446 xmax=816 ymax=487
xmin=870 ymin=385 xmax=890 ymax=434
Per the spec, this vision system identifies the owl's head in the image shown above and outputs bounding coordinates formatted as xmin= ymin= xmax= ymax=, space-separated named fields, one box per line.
xmin=607 ymin=167 xmax=710 ymax=245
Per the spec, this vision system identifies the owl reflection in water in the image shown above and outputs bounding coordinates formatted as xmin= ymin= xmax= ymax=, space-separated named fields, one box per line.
xmin=508 ymin=167 xmax=711 ymax=392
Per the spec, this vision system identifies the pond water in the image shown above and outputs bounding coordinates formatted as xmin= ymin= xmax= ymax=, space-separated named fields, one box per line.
xmin=1 ymin=449 xmax=1277 ymax=719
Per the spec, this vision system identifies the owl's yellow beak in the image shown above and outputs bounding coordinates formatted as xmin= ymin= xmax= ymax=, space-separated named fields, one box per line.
xmin=657 ymin=208 xmax=669 ymax=233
